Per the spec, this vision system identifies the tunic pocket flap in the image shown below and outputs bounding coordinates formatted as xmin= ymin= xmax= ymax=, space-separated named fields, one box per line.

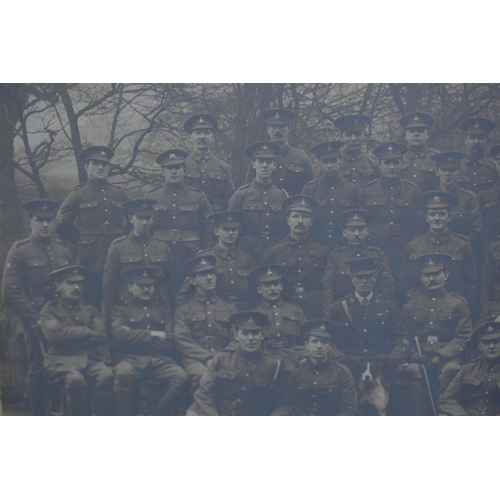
xmin=338 ymin=199 xmax=355 ymax=207
xmin=208 ymin=172 xmax=227 ymax=181
xmin=179 ymin=205 xmax=198 ymax=212
xmin=365 ymin=197 xmax=387 ymax=207
xmin=286 ymin=164 xmax=305 ymax=173
xmin=242 ymin=202 xmax=263 ymax=210
xmin=464 ymin=376 xmax=482 ymax=386
xmin=217 ymin=368 xmax=237 ymax=380
xmin=79 ymin=201 xmax=98 ymax=209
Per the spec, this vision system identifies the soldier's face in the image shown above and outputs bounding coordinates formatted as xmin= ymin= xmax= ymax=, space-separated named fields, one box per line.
xmin=405 ymin=127 xmax=429 ymax=148
xmin=29 ymin=216 xmax=54 ymax=238
xmin=215 ymin=226 xmax=239 ymax=245
xmin=320 ymin=156 xmax=342 ymax=175
xmin=128 ymin=281 xmax=155 ymax=300
xmin=257 ymin=280 xmax=283 ymax=301
xmin=56 ymin=279 xmax=83 ymax=301
xmin=436 ymin=166 xmax=459 ymax=187
xmin=351 ymin=272 xmax=377 ymax=294
xmin=190 ymin=128 xmax=214 ymax=149
xmin=235 ymin=328 xmax=263 ymax=353
xmin=343 ymin=225 xmax=368 ymax=246
xmin=193 ymin=269 xmax=216 ymax=292
xmin=426 ymin=209 xmax=451 ymax=231
xmin=420 ymin=269 xmax=448 ymax=291
xmin=163 ymin=164 xmax=185 ymax=184
xmin=478 ymin=337 xmax=500 ymax=360
xmin=306 ymin=335 xmax=331 ymax=362
xmin=465 ymin=133 xmax=488 ymax=156
xmin=130 ymin=214 xmax=153 ymax=235
xmin=379 ymin=157 xmax=403 ymax=178
xmin=252 ymin=158 xmax=276 ymax=180
xmin=86 ymin=159 xmax=110 ymax=182
xmin=341 ymin=130 xmax=364 ymax=151
xmin=266 ymin=124 xmax=288 ymax=144
xmin=287 ymin=210 xmax=312 ymax=235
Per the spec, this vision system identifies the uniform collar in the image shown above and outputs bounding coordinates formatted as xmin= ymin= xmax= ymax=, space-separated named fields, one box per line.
xmin=128 ymin=232 xmax=152 ymax=245
xmin=278 ymin=143 xmax=290 ymax=156
xmin=285 ymin=234 xmax=312 ymax=247
xmin=189 ymin=150 xmax=213 ymax=162
xmin=319 ymin=171 xmax=344 ymax=187
xmin=346 ymin=243 xmax=368 ymax=257
xmin=341 ymin=148 xmax=363 ymax=161
xmin=355 ymin=291 xmax=373 ymax=305
xmin=29 ymin=233 xmax=52 ymax=248
xmin=307 ymin=356 xmax=333 ymax=373
xmin=438 ymin=184 xmax=460 ymax=195
xmin=260 ymin=297 xmax=285 ymax=308
xmin=131 ymin=296 xmax=154 ymax=307
xmin=213 ymin=244 xmax=238 ymax=259
xmin=380 ymin=177 xmax=401 ymax=188
xmin=407 ymin=146 xmax=429 ymax=158
xmin=164 ymin=182 xmax=186 ymax=194
xmin=194 ymin=291 xmax=218 ymax=304
xmin=425 ymin=228 xmax=452 ymax=244
xmin=58 ymin=297 xmax=82 ymax=311
xmin=465 ymin=155 xmax=485 ymax=165
xmin=87 ymin=178 xmax=109 ymax=191
xmin=236 ymin=346 xmax=263 ymax=361
xmin=251 ymin=179 xmax=274 ymax=190
xmin=424 ymin=287 xmax=447 ymax=298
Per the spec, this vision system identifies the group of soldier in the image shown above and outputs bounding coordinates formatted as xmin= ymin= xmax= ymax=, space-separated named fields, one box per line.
xmin=3 ymin=107 xmax=500 ymax=416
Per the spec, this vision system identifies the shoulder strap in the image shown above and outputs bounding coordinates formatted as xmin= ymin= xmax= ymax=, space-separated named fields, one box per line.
xmin=341 ymin=299 xmax=354 ymax=324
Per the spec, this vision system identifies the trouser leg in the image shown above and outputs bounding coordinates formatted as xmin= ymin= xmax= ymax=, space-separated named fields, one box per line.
xmin=24 ymin=329 xmax=46 ymax=416
xmin=86 ymin=361 xmax=114 ymax=415
xmin=181 ymin=358 xmax=207 ymax=398
xmin=113 ymin=360 xmax=143 ymax=416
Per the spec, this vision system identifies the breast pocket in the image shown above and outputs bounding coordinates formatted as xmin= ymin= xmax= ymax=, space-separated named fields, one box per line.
xmin=78 ymin=201 xmax=99 ymax=224
xmin=365 ymin=197 xmax=388 ymax=209
xmin=306 ymin=251 xmax=326 ymax=269
xmin=119 ymin=253 xmax=142 ymax=264
xmin=338 ymin=199 xmax=355 ymax=209
xmin=242 ymin=202 xmax=264 ymax=211
xmin=25 ymin=259 xmax=49 ymax=283
xmin=179 ymin=204 xmax=199 ymax=224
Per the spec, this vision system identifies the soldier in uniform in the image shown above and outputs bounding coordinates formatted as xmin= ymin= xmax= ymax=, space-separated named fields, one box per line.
xmin=103 ymin=198 xmax=174 ymax=322
xmin=438 ymin=321 xmax=500 ymax=416
xmin=489 ymin=144 xmax=500 ymax=171
xmin=249 ymin=264 xmax=306 ymax=373
xmin=262 ymin=195 xmax=329 ymax=319
xmin=357 ymin=142 xmax=421 ymax=277
xmin=457 ymin=118 xmax=498 ymax=194
xmin=2 ymin=199 xmax=72 ymax=415
xmin=112 ymin=267 xmax=187 ymax=416
xmin=272 ymin=320 xmax=358 ymax=416
xmin=334 ymin=114 xmax=379 ymax=186
xmin=302 ymin=140 xmax=359 ymax=247
xmin=174 ymin=255 xmax=237 ymax=393
xmin=145 ymin=148 xmax=215 ymax=276
xmin=39 ymin=266 xmax=114 ymax=415
xmin=399 ymin=112 xmax=439 ymax=193
xmin=480 ymin=236 xmax=500 ymax=322
xmin=478 ymin=172 xmax=500 ymax=246
xmin=183 ymin=113 xmax=235 ymax=212
xmin=55 ymin=146 xmax=129 ymax=309
xmin=229 ymin=141 xmax=288 ymax=262
xmin=245 ymin=108 xmax=314 ymax=195
xmin=398 ymin=191 xmax=477 ymax=314
xmin=403 ymin=254 xmax=473 ymax=400
xmin=190 ymin=311 xmax=285 ymax=416
xmin=322 ymin=209 xmax=395 ymax=318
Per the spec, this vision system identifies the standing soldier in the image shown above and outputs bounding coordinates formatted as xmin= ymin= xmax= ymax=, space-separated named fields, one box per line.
xmin=55 ymin=146 xmax=129 ymax=309
xmin=262 ymin=195 xmax=329 ymax=319
xmin=39 ymin=266 xmax=114 ymax=416
xmin=399 ymin=112 xmax=439 ymax=193
xmin=249 ymin=265 xmax=306 ymax=373
xmin=2 ymin=200 xmax=72 ymax=415
xmin=183 ymin=113 xmax=235 ymax=213
xmin=272 ymin=320 xmax=358 ymax=416
xmin=457 ymin=118 xmax=498 ymax=194
xmin=357 ymin=142 xmax=421 ymax=277
xmin=334 ymin=114 xmax=379 ymax=186
xmin=302 ymin=141 xmax=359 ymax=247
xmin=229 ymin=141 xmax=288 ymax=262
xmin=174 ymin=255 xmax=237 ymax=393
xmin=245 ymin=108 xmax=314 ymax=195
xmin=478 ymin=173 xmax=500 ymax=246
xmin=112 ymin=267 xmax=187 ymax=416
xmin=103 ymin=198 xmax=174 ymax=323
xmin=190 ymin=311 xmax=285 ymax=416
xmin=322 ymin=209 xmax=395 ymax=318
xmin=145 ymin=148 xmax=215 ymax=272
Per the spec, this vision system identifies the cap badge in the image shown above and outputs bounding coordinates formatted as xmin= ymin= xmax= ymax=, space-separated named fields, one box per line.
xmin=262 ymin=144 xmax=268 ymax=150
xmin=100 ymin=150 xmax=106 ymax=156
xmin=266 ymin=268 xmax=273 ymax=275
xmin=274 ymin=112 xmax=281 ymax=119
xmin=319 ymin=323 xmax=326 ymax=330
xmin=447 ymin=155 xmax=454 ymax=162
xmin=142 ymin=271 xmax=148 ymax=277
xmin=353 ymin=120 xmax=359 ymax=127
xmin=169 ymin=153 xmax=177 ymax=159
xmin=200 ymin=259 xmax=208 ymax=266
xmin=326 ymin=144 xmax=332 ymax=151
xmin=198 ymin=117 xmax=205 ymax=123
xmin=474 ymin=122 xmax=480 ymax=128
xmin=387 ymin=145 xmax=393 ymax=151
xmin=433 ymin=196 xmax=441 ymax=203
xmin=428 ymin=258 xmax=435 ymax=266
xmin=413 ymin=115 xmax=420 ymax=121
xmin=226 ymin=214 xmax=233 ymax=221
xmin=487 ymin=325 xmax=494 ymax=332
xmin=300 ymin=199 xmax=307 ymax=206
xmin=142 ymin=203 xmax=148 ymax=208
xmin=41 ymin=204 xmax=48 ymax=210
xmin=352 ymin=213 xmax=359 ymax=220
xmin=247 ymin=316 xmax=255 ymax=324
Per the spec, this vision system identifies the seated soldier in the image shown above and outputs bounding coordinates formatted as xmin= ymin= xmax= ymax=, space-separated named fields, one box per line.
xmin=112 ymin=267 xmax=188 ymax=416
xmin=403 ymin=254 xmax=473 ymax=404
xmin=39 ymin=266 xmax=113 ymax=416
xmin=480 ymin=237 xmax=500 ymax=323
xmin=190 ymin=311 xmax=285 ymax=416
xmin=249 ymin=264 xmax=306 ymax=373
xmin=272 ymin=320 xmax=358 ymax=416
xmin=174 ymin=255 xmax=237 ymax=393
xmin=438 ymin=321 xmax=500 ymax=416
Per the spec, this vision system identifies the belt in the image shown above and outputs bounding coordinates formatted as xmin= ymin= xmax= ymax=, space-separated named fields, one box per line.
xmin=155 ymin=229 xmax=200 ymax=242
xmin=370 ymin=222 xmax=409 ymax=236
xmin=80 ymin=223 xmax=124 ymax=236
xmin=263 ymin=336 xmax=301 ymax=351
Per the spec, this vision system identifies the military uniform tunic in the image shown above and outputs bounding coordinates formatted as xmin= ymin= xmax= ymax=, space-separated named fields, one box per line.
xmin=438 ymin=358 xmax=500 ymax=416
xmin=301 ymin=173 xmax=359 ymax=246
xmin=228 ymin=179 xmax=288 ymax=261
xmin=184 ymin=151 xmax=235 ymax=213
xmin=192 ymin=345 xmax=284 ymax=416
xmin=245 ymin=143 xmax=314 ymax=196
xmin=481 ymin=238 xmax=500 ymax=305
xmin=339 ymin=149 xmax=379 ymax=187
xmin=262 ymin=235 xmax=329 ymax=319
xmin=272 ymin=358 xmax=358 ymax=416
xmin=400 ymin=147 xmax=439 ymax=193
xmin=457 ymin=156 xmax=499 ymax=194
xmin=478 ymin=180 xmax=500 ymax=243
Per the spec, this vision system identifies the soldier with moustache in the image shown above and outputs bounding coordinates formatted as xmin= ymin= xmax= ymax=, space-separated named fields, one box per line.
xmin=321 ymin=209 xmax=395 ymax=318
xmin=112 ymin=267 xmax=187 ymax=416
xmin=249 ymin=265 xmax=306 ymax=373
xmin=2 ymin=200 xmax=73 ymax=415
xmin=334 ymin=114 xmax=379 ymax=187
xmin=183 ymin=113 xmax=235 ymax=213
xmin=55 ymin=146 xmax=129 ymax=309
xmin=229 ymin=141 xmax=288 ymax=262
xmin=302 ymin=141 xmax=359 ymax=247
xmin=39 ymin=266 xmax=114 ymax=415
xmin=262 ymin=195 xmax=329 ymax=319
xmin=245 ymin=108 xmax=314 ymax=195
xmin=190 ymin=311 xmax=285 ymax=416
xmin=272 ymin=320 xmax=358 ymax=416
xmin=399 ymin=112 xmax=439 ymax=193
